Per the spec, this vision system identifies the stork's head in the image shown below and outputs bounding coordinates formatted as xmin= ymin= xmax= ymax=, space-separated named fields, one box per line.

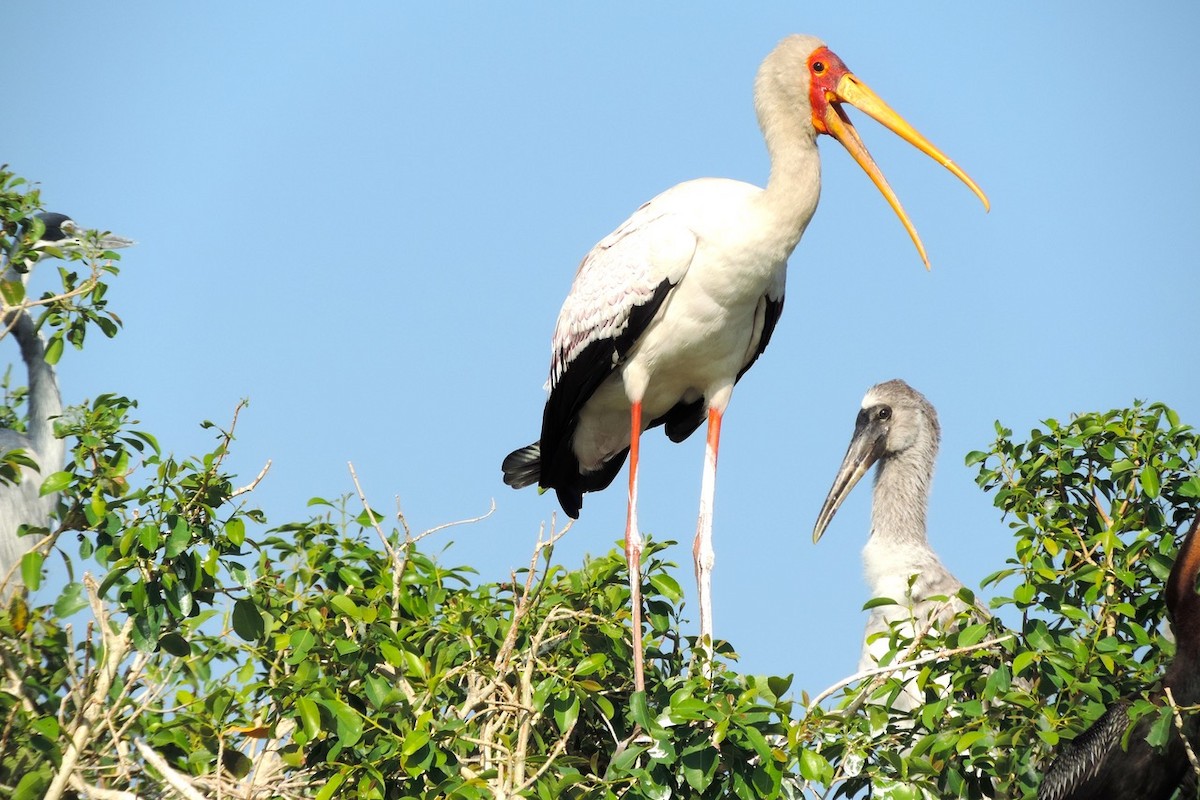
xmin=756 ymin=35 xmax=989 ymax=270
xmin=812 ymin=379 xmax=940 ymax=543
xmin=32 ymin=212 xmax=76 ymax=243
xmin=27 ymin=212 xmax=133 ymax=252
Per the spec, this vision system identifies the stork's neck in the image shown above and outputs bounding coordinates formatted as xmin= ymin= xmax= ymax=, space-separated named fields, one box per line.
xmin=10 ymin=311 xmax=62 ymax=459
xmin=758 ymin=114 xmax=823 ymax=246
xmin=869 ymin=449 xmax=934 ymax=551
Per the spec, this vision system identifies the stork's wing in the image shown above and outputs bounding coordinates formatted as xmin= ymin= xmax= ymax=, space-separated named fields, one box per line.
xmin=548 ymin=204 xmax=697 ymax=392
xmin=536 ymin=203 xmax=697 ymax=510
xmin=738 ymin=273 xmax=785 ymax=381
xmin=1037 ymin=701 xmax=1130 ymax=800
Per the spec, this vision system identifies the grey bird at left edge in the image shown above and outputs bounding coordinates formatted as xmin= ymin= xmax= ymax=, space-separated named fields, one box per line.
xmin=0 ymin=212 xmax=133 ymax=591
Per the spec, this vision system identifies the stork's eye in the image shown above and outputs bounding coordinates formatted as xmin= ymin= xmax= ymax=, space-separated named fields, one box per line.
xmin=877 ymin=407 xmax=892 ymax=421
xmin=812 ymin=61 xmax=826 ymax=74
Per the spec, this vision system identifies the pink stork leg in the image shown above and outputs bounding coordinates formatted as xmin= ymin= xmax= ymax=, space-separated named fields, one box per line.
xmin=694 ymin=407 xmax=722 ymax=660
xmin=626 ymin=400 xmax=646 ymax=693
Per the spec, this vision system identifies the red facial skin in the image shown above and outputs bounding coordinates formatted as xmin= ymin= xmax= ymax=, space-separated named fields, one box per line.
xmin=807 ymin=46 xmax=853 ymax=134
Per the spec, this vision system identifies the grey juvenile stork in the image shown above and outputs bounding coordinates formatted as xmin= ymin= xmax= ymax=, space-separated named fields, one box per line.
xmin=502 ymin=36 xmax=988 ymax=692
xmin=0 ymin=212 xmax=131 ymax=589
xmin=813 ymin=379 xmax=986 ymax=710
xmin=1037 ymin=514 xmax=1200 ymax=800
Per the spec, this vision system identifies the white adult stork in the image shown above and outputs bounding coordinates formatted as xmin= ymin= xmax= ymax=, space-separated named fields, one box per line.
xmin=0 ymin=212 xmax=132 ymax=590
xmin=502 ymin=35 xmax=988 ymax=692
xmin=813 ymin=379 xmax=987 ymax=710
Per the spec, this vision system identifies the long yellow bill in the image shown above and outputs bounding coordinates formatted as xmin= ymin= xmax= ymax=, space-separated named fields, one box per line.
xmin=822 ymin=73 xmax=990 ymax=270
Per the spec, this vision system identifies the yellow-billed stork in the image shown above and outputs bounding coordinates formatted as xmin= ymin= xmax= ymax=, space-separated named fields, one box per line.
xmin=503 ymin=35 xmax=988 ymax=692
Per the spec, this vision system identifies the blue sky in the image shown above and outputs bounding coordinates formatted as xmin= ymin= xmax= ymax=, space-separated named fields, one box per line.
xmin=6 ymin=4 xmax=1200 ymax=698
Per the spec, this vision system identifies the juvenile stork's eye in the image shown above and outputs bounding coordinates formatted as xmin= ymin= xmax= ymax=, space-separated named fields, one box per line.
xmin=812 ymin=61 xmax=826 ymax=74
xmin=877 ymin=407 xmax=892 ymax=421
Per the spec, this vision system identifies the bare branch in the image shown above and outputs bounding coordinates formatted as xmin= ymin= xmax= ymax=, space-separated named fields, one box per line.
xmin=66 ymin=775 xmax=137 ymax=800
xmin=135 ymin=739 xmax=208 ymax=800
xmin=348 ymin=460 xmax=391 ymax=560
xmin=44 ymin=575 xmax=134 ymax=800
xmin=231 ymin=458 xmax=272 ymax=498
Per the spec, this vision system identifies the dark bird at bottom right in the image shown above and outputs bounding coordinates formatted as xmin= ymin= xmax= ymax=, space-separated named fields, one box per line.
xmin=1037 ymin=514 xmax=1200 ymax=800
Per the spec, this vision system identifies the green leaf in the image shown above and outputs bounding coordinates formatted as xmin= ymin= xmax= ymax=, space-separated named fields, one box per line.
xmin=956 ymin=623 xmax=988 ymax=647
xmin=552 ymin=693 xmax=580 ymax=733
xmin=43 ymin=335 xmax=63 ymax=365
xmin=680 ymin=744 xmax=718 ymax=792
xmin=38 ymin=471 xmax=72 ymax=496
xmin=1012 ymin=650 xmax=1037 ymax=677
xmin=314 ymin=769 xmax=347 ymax=800
xmin=767 ymin=673 xmax=793 ymax=699
xmin=329 ymin=594 xmax=360 ymax=619
xmin=1026 ymin=621 xmax=1054 ymax=651
xmin=1147 ymin=706 xmax=1173 ymax=748
xmin=226 ymin=516 xmax=246 ymax=546
xmin=53 ymin=582 xmax=89 ymax=617
xmin=28 ymin=715 xmax=59 ymax=740
xmin=158 ymin=632 xmax=191 ymax=657
xmin=573 ymin=653 xmax=607 ymax=677
xmin=964 ymin=450 xmax=988 ymax=466
xmin=20 ymin=550 xmax=42 ymax=590
xmin=630 ymin=690 xmax=653 ymax=731
xmin=164 ymin=517 xmax=191 ymax=558
xmin=222 ymin=750 xmax=253 ymax=779
xmin=648 ymin=572 xmax=684 ymax=603
xmin=232 ymin=598 xmax=265 ymax=641
xmin=1141 ymin=464 xmax=1161 ymax=499
xmin=324 ymin=698 xmax=363 ymax=747
xmin=297 ymin=695 xmax=322 ymax=739
xmin=12 ymin=771 xmax=48 ymax=800
xmin=0 ymin=280 xmax=25 ymax=306
xmin=402 ymin=729 xmax=431 ymax=757
xmin=798 ymin=748 xmax=831 ymax=782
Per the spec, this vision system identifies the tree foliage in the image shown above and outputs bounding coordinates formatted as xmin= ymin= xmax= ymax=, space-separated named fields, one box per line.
xmin=0 ymin=168 xmax=1197 ymax=798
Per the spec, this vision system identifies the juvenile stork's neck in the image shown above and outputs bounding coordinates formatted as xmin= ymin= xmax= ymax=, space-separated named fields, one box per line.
xmin=869 ymin=448 xmax=934 ymax=550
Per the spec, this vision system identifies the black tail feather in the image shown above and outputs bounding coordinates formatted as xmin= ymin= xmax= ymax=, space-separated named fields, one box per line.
xmin=502 ymin=443 xmax=541 ymax=489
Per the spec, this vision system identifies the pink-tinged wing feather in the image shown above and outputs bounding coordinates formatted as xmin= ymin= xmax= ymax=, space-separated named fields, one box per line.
xmin=548 ymin=201 xmax=697 ymax=390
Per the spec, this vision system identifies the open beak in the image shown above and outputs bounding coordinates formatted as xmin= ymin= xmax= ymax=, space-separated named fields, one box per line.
xmin=816 ymin=62 xmax=989 ymax=270
xmin=812 ymin=415 xmax=889 ymax=543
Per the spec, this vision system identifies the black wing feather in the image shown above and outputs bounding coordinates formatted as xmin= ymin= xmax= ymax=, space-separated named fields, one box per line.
xmin=537 ymin=279 xmax=675 ymax=517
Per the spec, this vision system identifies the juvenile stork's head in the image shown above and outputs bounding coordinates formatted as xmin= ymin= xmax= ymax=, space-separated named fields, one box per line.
xmin=812 ymin=379 xmax=940 ymax=543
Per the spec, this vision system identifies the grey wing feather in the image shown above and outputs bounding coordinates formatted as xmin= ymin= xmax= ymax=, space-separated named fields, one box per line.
xmin=547 ymin=202 xmax=696 ymax=390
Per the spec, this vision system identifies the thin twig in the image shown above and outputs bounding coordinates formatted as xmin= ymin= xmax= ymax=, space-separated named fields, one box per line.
xmin=347 ymin=461 xmax=392 ymax=561
xmin=1165 ymin=686 xmax=1200 ymax=778
xmin=417 ymin=500 xmax=497 ymax=542
xmin=807 ymin=634 xmax=1015 ymax=712
xmin=231 ymin=458 xmax=272 ymax=498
